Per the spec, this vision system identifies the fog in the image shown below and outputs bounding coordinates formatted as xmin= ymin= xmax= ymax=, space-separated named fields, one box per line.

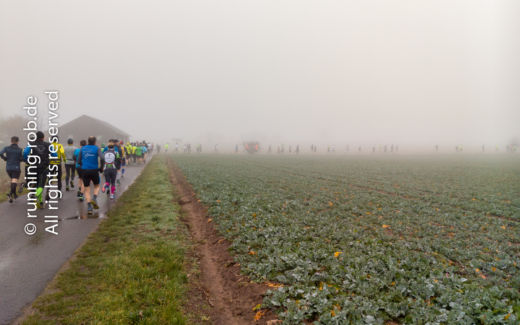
xmin=1 ymin=0 xmax=519 ymax=149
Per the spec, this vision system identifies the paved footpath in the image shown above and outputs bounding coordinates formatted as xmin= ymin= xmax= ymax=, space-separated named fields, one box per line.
xmin=0 ymin=163 xmax=147 ymax=324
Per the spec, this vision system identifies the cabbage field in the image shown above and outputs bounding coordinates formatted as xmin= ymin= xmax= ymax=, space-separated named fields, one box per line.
xmin=172 ymin=154 xmax=520 ymax=324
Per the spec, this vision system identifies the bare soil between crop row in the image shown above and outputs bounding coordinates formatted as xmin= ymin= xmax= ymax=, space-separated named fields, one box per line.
xmin=167 ymin=158 xmax=278 ymax=325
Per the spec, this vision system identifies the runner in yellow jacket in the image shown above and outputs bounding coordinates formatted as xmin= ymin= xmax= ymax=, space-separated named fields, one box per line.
xmin=49 ymin=139 xmax=66 ymax=193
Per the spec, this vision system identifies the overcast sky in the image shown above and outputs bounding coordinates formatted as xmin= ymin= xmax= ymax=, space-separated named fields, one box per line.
xmin=0 ymin=0 xmax=518 ymax=146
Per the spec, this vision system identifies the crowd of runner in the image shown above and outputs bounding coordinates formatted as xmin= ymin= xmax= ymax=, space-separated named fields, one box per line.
xmin=0 ymin=132 xmax=153 ymax=215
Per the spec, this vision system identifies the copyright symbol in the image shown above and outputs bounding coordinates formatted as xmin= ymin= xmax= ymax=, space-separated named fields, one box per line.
xmin=24 ymin=223 xmax=37 ymax=236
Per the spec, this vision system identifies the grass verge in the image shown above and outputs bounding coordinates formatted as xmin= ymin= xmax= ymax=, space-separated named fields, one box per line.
xmin=0 ymin=164 xmax=12 ymax=203
xmin=22 ymin=155 xmax=189 ymax=324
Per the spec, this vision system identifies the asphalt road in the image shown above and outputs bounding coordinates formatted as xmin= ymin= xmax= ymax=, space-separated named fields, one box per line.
xmin=0 ymin=163 xmax=146 ymax=324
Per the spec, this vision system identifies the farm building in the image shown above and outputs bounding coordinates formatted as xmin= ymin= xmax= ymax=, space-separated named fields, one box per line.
xmin=59 ymin=114 xmax=130 ymax=143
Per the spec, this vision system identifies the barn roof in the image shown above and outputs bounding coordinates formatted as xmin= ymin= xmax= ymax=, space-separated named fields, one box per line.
xmin=60 ymin=114 xmax=130 ymax=142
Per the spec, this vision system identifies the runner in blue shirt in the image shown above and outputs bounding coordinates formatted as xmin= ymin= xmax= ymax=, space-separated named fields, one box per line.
xmin=73 ymin=140 xmax=87 ymax=201
xmin=77 ymin=136 xmax=104 ymax=215
xmin=142 ymin=144 xmax=148 ymax=163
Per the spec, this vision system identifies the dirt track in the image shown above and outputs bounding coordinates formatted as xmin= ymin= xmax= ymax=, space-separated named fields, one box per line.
xmin=167 ymin=158 xmax=278 ymax=325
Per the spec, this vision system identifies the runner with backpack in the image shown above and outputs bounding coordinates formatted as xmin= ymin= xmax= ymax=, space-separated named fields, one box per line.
xmin=101 ymin=139 xmax=121 ymax=200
